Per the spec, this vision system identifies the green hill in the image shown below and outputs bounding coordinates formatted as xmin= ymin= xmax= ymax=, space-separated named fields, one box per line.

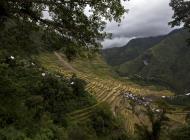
xmin=102 ymin=35 xmax=165 ymax=66
xmin=103 ymin=29 xmax=190 ymax=94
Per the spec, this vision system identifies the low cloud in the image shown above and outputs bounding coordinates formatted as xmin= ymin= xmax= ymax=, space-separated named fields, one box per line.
xmin=102 ymin=0 xmax=176 ymax=49
xmin=102 ymin=37 xmax=135 ymax=49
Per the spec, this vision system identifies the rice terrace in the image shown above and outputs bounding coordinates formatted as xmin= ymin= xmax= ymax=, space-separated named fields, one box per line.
xmin=0 ymin=0 xmax=190 ymax=140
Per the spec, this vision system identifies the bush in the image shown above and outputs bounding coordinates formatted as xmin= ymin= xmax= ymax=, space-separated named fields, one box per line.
xmin=0 ymin=51 xmax=96 ymax=139
xmin=90 ymin=103 xmax=129 ymax=140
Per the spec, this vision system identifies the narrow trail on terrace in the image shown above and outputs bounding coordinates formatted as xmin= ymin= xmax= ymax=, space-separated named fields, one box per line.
xmin=53 ymin=51 xmax=139 ymax=134
xmin=54 ymin=52 xmax=79 ymax=73
xmin=53 ymin=51 xmax=180 ymax=135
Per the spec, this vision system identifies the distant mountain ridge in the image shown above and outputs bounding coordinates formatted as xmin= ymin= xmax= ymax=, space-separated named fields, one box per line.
xmin=102 ymin=28 xmax=190 ymax=94
xmin=102 ymin=29 xmax=182 ymax=66
xmin=102 ymin=35 xmax=166 ymax=66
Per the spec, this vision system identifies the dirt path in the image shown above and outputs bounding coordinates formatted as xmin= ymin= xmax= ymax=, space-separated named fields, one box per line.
xmin=54 ymin=51 xmax=79 ymax=73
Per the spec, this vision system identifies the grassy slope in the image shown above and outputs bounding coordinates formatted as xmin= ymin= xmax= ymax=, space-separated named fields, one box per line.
xmin=102 ymin=35 xmax=165 ymax=66
xmin=38 ymin=52 xmax=190 ymax=137
xmin=37 ymin=52 xmax=174 ymax=97
xmin=37 ymin=52 xmax=176 ymax=135
xmin=115 ymin=29 xmax=190 ymax=94
xmin=70 ymin=54 xmax=117 ymax=79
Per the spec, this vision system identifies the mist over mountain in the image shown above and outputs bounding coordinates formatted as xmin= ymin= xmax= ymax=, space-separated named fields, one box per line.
xmin=103 ymin=29 xmax=190 ymax=94
xmin=102 ymin=0 xmax=176 ymax=48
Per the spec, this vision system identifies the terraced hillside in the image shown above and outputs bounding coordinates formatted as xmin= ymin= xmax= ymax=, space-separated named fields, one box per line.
xmin=38 ymin=52 xmax=175 ymax=134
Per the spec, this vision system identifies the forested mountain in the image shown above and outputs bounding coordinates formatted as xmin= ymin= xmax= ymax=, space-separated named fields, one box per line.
xmin=102 ymin=35 xmax=166 ymax=66
xmin=103 ymin=29 xmax=190 ymax=94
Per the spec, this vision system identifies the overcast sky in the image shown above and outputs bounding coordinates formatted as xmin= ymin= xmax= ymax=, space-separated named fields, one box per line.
xmin=102 ymin=0 xmax=177 ymax=49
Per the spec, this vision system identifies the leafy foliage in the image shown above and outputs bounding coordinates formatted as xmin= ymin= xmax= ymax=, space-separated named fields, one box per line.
xmin=0 ymin=0 xmax=127 ymax=57
xmin=170 ymin=0 xmax=190 ymax=44
xmin=0 ymin=49 xmax=97 ymax=139
xmin=165 ymin=96 xmax=190 ymax=107
xmin=133 ymin=101 xmax=170 ymax=140
xmin=0 ymin=6 xmax=131 ymax=138
xmin=169 ymin=125 xmax=190 ymax=140
xmin=0 ymin=16 xmax=130 ymax=140
xmin=82 ymin=103 xmax=129 ymax=140
xmin=170 ymin=0 xmax=190 ymax=28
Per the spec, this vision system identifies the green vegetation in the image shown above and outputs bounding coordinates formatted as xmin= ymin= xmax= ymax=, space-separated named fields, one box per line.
xmin=0 ymin=42 xmax=129 ymax=140
xmin=0 ymin=10 xmax=129 ymax=140
xmin=67 ymin=104 xmax=129 ymax=140
xmin=1 ymin=0 xmax=190 ymax=139
xmin=169 ymin=124 xmax=190 ymax=140
xmin=165 ymin=96 xmax=190 ymax=107
xmin=102 ymin=35 xmax=165 ymax=66
xmin=0 ymin=50 xmax=96 ymax=139
xmin=103 ymin=29 xmax=190 ymax=94
xmin=0 ymin=0 xmax=126 ymax=60
xmin=170 ymin=0 xmax=190 ymax=44
xmin=70 ymin=54 xmax=118 ymax=79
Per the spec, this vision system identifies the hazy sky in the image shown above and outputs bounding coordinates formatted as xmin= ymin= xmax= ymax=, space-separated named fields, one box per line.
xmin=102 ymin=0 xmax=176 ymax=49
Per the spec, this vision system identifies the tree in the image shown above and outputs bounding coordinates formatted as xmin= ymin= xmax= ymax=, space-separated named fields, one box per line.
xmin=169 ymin=125 xmax=190 ymax=140
xmin=0 ymin=0 xmax=127 ymax=53
xmin=135 ymin=107 xmax=169 ymax=140
xmin=170 ymin=0 xmax=190 ymax=44
xmin=133 ymin=101 xmax=170 ymax=140
xmin=170 ymin=0 xmax=190 ymax=28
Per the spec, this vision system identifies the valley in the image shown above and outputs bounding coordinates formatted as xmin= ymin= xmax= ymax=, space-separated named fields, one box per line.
xmin=38 ymin=51 xmax=187 ymax=135
xmin=103 ymin=29 xmax=190 ymax=94
xmin=1 ymin=0 xmax=190 ymax=139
